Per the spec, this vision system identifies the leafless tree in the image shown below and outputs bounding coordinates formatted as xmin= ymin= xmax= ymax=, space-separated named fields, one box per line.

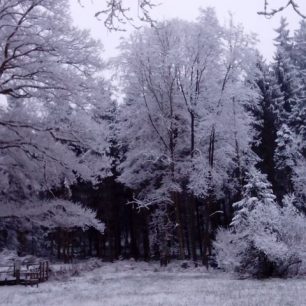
xmin=258 ymin=0 xmax=306 ymax=18
xmin=78 ymin=0 xmax=157 ymax=31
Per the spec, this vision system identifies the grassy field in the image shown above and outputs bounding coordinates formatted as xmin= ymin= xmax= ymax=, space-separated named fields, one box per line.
xmin=0 ymin=260 xmax=305 ymax=306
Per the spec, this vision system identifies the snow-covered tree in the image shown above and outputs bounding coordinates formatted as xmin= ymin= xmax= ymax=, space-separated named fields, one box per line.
xmin=117 ymin=19 xmax=191 ymax=258
xmin=215 ymin=167 xmax=277 ymax=277
xmin=293 ymin=20 xmax=306 ymax=77
xmin=269 ymin=18 xmax=306 ymax=199
xmin=0 ymin=198 xmax=104 ymax=256
xmin=251 ymin=56 xmax=279 ymax=189
xmin=0 ymin=0 xmax=101 ymax=99
xmin=188 ymin=18 xmax=258 ymax=200
xmin=272 ymin=18 xmax=299 ymax=123
xmin=116 ymin=11 xmax=259 ymax=262
xmin=231 ymin=167 xmax=276 ymax=228
xmin=215 ymin=167 xmax=306 ymax=277
xmin=0 ymin=0 xmax=112 ymax=201
xmin=0 ymin=199 xmax=105 ymax=233
xmin=292 ymin=21 xmax=306 ymax=149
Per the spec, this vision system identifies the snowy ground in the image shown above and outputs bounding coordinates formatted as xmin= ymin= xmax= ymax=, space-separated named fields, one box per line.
xmin=0 ymin=260 xmax=306 ymax=306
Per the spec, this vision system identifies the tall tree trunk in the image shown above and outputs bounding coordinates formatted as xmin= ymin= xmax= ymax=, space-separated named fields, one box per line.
xmin=129 ymin=205 xmax=139 ymax=259
xmin=196 ymin=201 xmax=203 ymax=257
xmin=143 ymin=211 xmax=150 ymax=260
xmin=202 ymin=200 xmax=212 ymax=269
xmin=172 ymin=192 xmax=185 ymax=259
xmin=189 ymin=196 xmax=197 ymax=263
xmin=201 ymin=125 xmax=216 ymax=268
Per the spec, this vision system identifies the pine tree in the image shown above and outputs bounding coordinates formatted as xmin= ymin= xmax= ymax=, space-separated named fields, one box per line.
xmin=272 ymin=18 xmax=299 ymax=123
xmin=293 ymin=20 xmax=306 ymax=78
xmin=252 ymin=56 xmax=278 ymax=189
xmin=270 ymin=18 xmax=305 ymax=198
xmin=292 ymin=20 xmax=306 ymax=148
xmin=231 ymin=167 xmax=276 ymax=228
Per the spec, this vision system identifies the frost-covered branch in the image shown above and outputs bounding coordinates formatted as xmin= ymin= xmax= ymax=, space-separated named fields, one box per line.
xmin=79 ymin=0 xmax=157 ymax=31
xmin=0 ymin=199 xmax=105 ymax=233
xmin=258 ymin=0 xmax=306 ymax=19
xmin=0 ymin=0 xmax=112 ymax=201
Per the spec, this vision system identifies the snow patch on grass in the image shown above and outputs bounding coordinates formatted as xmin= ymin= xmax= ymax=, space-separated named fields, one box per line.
xmin=0 ymin=260 xmax=305 ymax=306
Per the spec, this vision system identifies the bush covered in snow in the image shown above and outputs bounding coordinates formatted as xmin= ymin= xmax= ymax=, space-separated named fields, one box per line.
xmin=214 ymin=168 xmax=306 ymax=278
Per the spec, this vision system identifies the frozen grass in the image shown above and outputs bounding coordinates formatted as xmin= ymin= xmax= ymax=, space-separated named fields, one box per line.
xmin=0 ymin=260 xmax=306 ymax=306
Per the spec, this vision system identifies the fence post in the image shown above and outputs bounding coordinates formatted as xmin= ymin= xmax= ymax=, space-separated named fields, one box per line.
xmin=39 ymin=262 xmax=42 ymax=281
xmin=46 ymin=261 xmax=49 ymax=280
xmin=15 ymin=260 xmax=21 ymax=284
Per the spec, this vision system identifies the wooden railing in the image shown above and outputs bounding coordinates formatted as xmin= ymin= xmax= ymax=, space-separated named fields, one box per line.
xmin=0 ymin=260 xmax=49 ymax=286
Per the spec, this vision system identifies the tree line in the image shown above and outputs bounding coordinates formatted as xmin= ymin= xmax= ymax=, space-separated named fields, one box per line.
xmin=0 ymin=0 xmax=305 ymax=278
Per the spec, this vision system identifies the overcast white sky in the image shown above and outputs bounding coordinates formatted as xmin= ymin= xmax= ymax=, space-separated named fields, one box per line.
xmin=69 ymin=0 xmax=306 ymax=61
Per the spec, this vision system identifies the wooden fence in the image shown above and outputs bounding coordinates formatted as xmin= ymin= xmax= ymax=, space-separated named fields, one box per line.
xmin=0 ymin=260 xmax=49 ymax=286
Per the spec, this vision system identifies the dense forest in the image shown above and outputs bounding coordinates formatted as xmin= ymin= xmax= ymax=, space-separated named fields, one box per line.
xmin=0 ymin=0 xmax=306 ymax=279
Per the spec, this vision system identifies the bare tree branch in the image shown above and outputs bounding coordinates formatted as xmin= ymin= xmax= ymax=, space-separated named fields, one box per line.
xmin=258 ymin=0 xmax=306 ymax=19
xmin=79 ymin=0 xmax=157 ymax=31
